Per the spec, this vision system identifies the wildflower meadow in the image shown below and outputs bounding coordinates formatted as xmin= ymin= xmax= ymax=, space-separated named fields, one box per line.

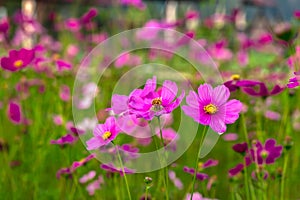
xmin=1 ymin=0 xmax=300 ymax=199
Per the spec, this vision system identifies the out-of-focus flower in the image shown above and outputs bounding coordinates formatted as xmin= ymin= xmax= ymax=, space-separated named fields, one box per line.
xmin=241 ymin=82 xmax=285 ymax=97
xmin=0 ymin=17 xmax=9 ymax=34
xmin=7 ymin=101 xmax=22 ymax=124
xmin=59 ymin=85 xmax=71 ymax=102
xmin=115 ymin=52 xmax=141 ymax=68
xmin=229 ymin=163 xmax=244 ymax=177
xmin=66 ymin=44 xmax=79 ymax=58
xmin=264 ymin=110 xmax=281 ymax=121
xmin=65 ymin=18 xmax=81 ymax=32
xmin=201 ymin=159 xmax=219 ymax=169
xmin=232 ymin=142 xmax=248 ymax=154
xmin=100 ymin=163 xmax=135 ymax=176
xmin=1 ymin=48 xmax=35 ymax=72
xmin=294 ymin=10 xmax=300 ymax=20
xmin=53 ymin=115 xmax=63 ymax=126
xmin=56 ymin=59 xmax=72 ymax=71
xmin=86 ymin=175 xmax=104 ymax=196
xmin=208 ymin=40 xmax=233 ymax=61
xmin=223 ymin=133 xmax=238 ymax=141
xmin=80 ymin=8 xmax=98 ymax=23
xmin=168 ymin=170 xmax=183 ymax=190
xmin=183 ymin=166 xmax=209 ymax=181
xmin=237 ymin=50 xmax=248 ymax=67
xmin=249 ymin=139 xmax=283 ymax=165
xmin=79 ymin=170 xmax=96 ymax=183
xmin=224 ymin=76 xmax=260 ymax=92
xmin=182 ymin=83 xmax=242 ymax=133
xmin=56 ymin=154 xmax=95 ymax=179
xmin=287 ymin=76 xmax=300 ymax=88
xmin=156 ymin=128 xmax=178 ymax=151
xmin=50 ymin=133 xmax=77 ymax=146
xmin=256 ymin=33 xmax=273 ymax=46
xmin=86 ymin=117 xmax=120 ymax=150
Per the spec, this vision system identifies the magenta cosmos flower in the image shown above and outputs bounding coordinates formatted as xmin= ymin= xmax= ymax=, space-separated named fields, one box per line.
xmin=86 ymin=117 xmax=120 ymax=150
xmin=128 ymin=76 xmax=185 ymax=120
xmin=182 ymin=83 xmax=242 ymax=133
xmin=1 ymin=48 xmax=35 ymax=72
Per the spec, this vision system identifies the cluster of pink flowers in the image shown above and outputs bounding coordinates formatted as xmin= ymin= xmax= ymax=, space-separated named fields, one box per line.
xmin=86 ymin=76 xmax=243 ymax=150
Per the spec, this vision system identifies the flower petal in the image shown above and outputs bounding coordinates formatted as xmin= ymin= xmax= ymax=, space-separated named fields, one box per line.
xmin=161 ymin=80 xmax=178 ymax=104
xmin=212 ymin=84 xmax=230 ymax=106
xmin=224 ymin=99 xmax=243 ymax=124
xmin=197 ymin=84 xmax=213 ymax=105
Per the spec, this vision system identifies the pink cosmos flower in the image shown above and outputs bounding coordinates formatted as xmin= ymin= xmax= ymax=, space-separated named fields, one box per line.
xmin=1 ymin=48 xmax=35 ymax=72
xmin=128 ymin=76 xmax=185 ymax=120
xmin=86 ymin=117 xmax=120 ymax=150
xmin=182 ymin=84 xmax=242 ymax=133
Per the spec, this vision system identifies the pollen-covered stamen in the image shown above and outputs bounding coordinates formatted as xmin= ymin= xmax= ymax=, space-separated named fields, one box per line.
xmin=102 ymin=131 xmax=112 ymax=140
xmin=151 ymin=97 xmax=163 ymax=112
xmin=204 ymin=103 xmax=218 ymax=114
xmin=231 ymin=74 xmax=240 ymax=81
xmin=13 ymin=60 xmax=23 ymax=68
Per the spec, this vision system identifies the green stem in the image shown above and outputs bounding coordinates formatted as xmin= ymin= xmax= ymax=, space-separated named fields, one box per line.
xmin=116 ymin=145 xmax=132 ymax=200
xmin=190 ymin=126 xmax=208 ymax=200
xmin=280 ymin=153 xmax=289 ymax=200
xmin=145 ymin=186 xmax=149 ymax=200
xmin=157 ymin=116 xmax=169 ymax=200
xmin=241 ymin=114 xmax=251 ymax=200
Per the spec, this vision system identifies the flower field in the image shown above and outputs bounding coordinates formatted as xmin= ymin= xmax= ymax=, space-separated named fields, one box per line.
xmin=1 ymin=0 xmax=300 ymax=199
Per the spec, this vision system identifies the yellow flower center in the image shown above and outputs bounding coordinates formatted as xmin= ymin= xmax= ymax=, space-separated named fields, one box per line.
xmin=151 ymin=97 xmax=162 ymax=105
xmin=151 ymin=97 xmax=163 ymax=112
xmin=230 ymin=74 xmax=240 ymax=81
xmin=102 ymin=131 xmax=112 ymax=140
xmin=13 ymin=60 xmax=23 ymax=68
xmin=204 ymin=104 xmax=217 ymax=114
